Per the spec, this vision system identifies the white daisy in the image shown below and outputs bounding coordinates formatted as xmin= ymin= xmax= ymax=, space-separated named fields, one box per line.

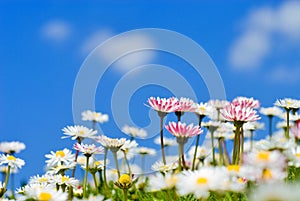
xmin=0 ymin=154 xmax=25 ymax=169
xmin=147 ymin=172 xmax=178 ymax=191
xmin=61 ymin=125 xmax=97 ymax=140
xmin=154 ymin=136 xmax=177 ymax=147
xmin=96 ymin=135 xmax=127 ymax=152
xmin=45 ymin=148 xmax=75 ymax=168
xmin=122 ymin=125 xmax=147 ymax=139
xmin=81 ymin=110 xmax=109 ymax=123
xmin=74 ymin=143 xmax=104 ymax=157
xmin=53 ymin=174 xmax=79 ymax=188
xmin=243 ymin=150 xmax=286 ymax=169
xmin=26 ymin=186 xmax=68 ymax=201
xmin=151 ymin=161 xmax=178 ymax=173
xmin=275 ymin=98 xmax=300 ymax=110
xmin=260 ymin=106 xmax=283 ymax=117
xmin=134 ymin=147 xmax=156 ymax=156
xmin=0 ymin=141 xmax=26 ymax=154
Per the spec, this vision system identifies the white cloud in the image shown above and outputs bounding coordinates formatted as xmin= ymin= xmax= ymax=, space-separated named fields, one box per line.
xmin=269 ymin=66 xmax=300 ymax=84
xmin=81 ymin=30 xmax=155 ymax=72
xmin=229 ymin=1 xmax=300 ymax=70
xmin=40 ymin=20 xmax=71 ymax=42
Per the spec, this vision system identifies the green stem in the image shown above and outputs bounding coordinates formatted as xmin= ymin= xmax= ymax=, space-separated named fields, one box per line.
xmin=72 ymin=138 xmax=81 ymax=178
xmin=83 ymin=156 xmax=90 ymax=198
xmin=112 ymin=151 xmax=121 ymax=178
xmin=268 ymin=115 xmax=273 ymax=139
xmin=178 ymin=143 xmax=182 ymax=171
xmin=103 ymin=148 xmax=108 ymax=189
xmin=218 ymin=138 xmax=224 ymax=165
xmin=250 ymin=130 xmax=254 ymax=151
xmin=123 ymin=151 xmax=132 ymax=176
xmin=221 ymin=138 xmax=230 ymax=165
xmin=286 ymin=109 xmax=290 ymax=139
xmin=92 ymin=173 xmax=98 ymax=193
xmin=210 ymin=130 xmax=216 ymax=166
xmin=233 ymin=124 xmax=242 ymax=165
xmin=192 ymin=115 xmax=204 ymax=171
xmin=240 ymin=126 xmax=244 ymax=159
xmin=123 ymin=189 xmax=128 ymax=201
xmin=1 ymin=166 xmax=10 ymax=198
xmin=159 ymin=115 xmax=167 ymax=165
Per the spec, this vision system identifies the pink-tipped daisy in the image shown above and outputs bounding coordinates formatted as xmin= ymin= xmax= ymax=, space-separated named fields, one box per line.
xmin=221 ymin=103 xmax=260 ymax=123
xmin=232 ymin=96 xmax=260 ymax=108
xmin=146 ymin=97 xmax=179 ymax=115
xmin=74 ymin=143 xmax=104 ymax=157
xmin=165 ymin=121 xmax=202 ymax=143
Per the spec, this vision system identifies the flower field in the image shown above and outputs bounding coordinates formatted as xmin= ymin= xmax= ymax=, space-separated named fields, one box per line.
xmin=2 ymin=97 xmax=300 ymax=201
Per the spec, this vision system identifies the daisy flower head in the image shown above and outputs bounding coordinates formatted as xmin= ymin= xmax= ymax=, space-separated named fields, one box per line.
xmin=81 ymin=110 xmax=109 ymax=123
xmin=243 ymin=150 xmax=286 ymax=169
xmin=96 ymin=135 xmax=127 ymax=152
xmin=61 ymin=125 xmax=97 ymax=141
xmin=275 ymin=98 xmax=300 ymax=110
xmin=165 ymin=121 xmax=202 ymax=144
xmin=0 ymin=154 xmax=25 ymax=169
xmin=194 ymin=102 xmax=214 ymax=116
xmin=208 ymin=99 xmax=230 ymax=109
xmin=260 ymin=106 xmax=283 ymax=117
xmin=122 ymin=125 xmax=147 ymax=139
xmin=291 ymin=120 xmax=300 ymax=138
xmin=146 ymin=96 xmax=179 ymax=116
xmin=74 ymin=143 xmax=104 ymax=157
xmin=53 ymin=174 xmax=79 ymax=188
xmin=176 ymin=167 xmax=229 ymax=199
xmin=134 ymin=147 xmax=156 ymax=156
xmin=154 ymin=136 xmax=177 ymax=147
xmin=151 ymin=161 xmax=178 ymax=173
xmin=176 ymin=97 xmax=196 ymax=112
xmin=26 ymin=186 xmax=68 ymax=201
xmin=45 ymin=148 xmax=74 ymax=168
xmin=0 ymin=141 xmax=26 ymax=154
xmin=221 ymin=103 xmax=261 ymax=123
xmin=232 ymin=96 xmax=260 ymax=109
xmin=147 ymin=172 xmax=178 ymax=192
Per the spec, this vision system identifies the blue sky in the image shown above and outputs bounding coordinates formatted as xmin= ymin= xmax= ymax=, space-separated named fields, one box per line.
xmin=1 ymin=1 xmax=300 ymax=185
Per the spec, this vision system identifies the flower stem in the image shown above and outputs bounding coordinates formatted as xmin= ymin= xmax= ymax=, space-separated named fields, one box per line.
xmin=92 ymin=173 xmax=98 ymax=194
xmin=286 ymin=109 xmax=290 ymax=139
xmin=159 ymin=115 xmax=167 ymax=165
xmin=218 ymin=138 xmax=224 ymax=165
xmin=1 ymin=165 xmax=11 ymax=198
xmin=103 ymin=148 xmax=108 ymax=189
xmin=83 ymin=156 xmax=90 ymax=198
xmin=123 ymin=189 xmax=128 ymax=201
xmin=123 ymin=151 xmax=132 ymax=176
xmin=112 ymin=151 xmax=121 ymax=178
xmin=178 ymin=143 xmax=182 ymax=171
xmin=192 ymin=115 xmax=204 ymax=171
xmin=268 ymin=115 xmax=273 ymax=139
xmin=210 ymin=130 xmax=216 ymax=166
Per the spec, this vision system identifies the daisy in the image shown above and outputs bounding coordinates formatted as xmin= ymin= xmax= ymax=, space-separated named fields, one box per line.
xmin=176 ymin=97 xmax=196 ymax=112
xmin=29 ymin=174 xmax=54 ymax=185
xmin=147 ymin=172 xmax=178 ymax=192
xmin=154 ymin=136 xmax=177 ymax=147
xmin=53 ymin=174 xmax=79 ymax=188
xmin=221 ymin=103 xmax=261 ymax=123
xmin=146 ymin=96 xmax=179 ymax=115
xmin=275 ymin=98 xmax=300 ymax=110
xmin=134 ymin=147 xmax=156 ymax=156
xmin=0 ymin=154 xmax=25 ymax=169
xmin=208 ymin=99 xmax=230 ymax=110
xmin=81 ymin=110 xmax=109 ymax=123
xmin=232 ymin=96 xmax=260 ymax=108
xmin=151 ymin=161 xmax=178 ymax=173
xmin=194 ymin=102 xmax=214 ymax=117
xmin=74 ymin=143 xmax=104 ymax=157
xmin=122 ymin=125 xmax=147 ymax=139
xmin=165 ymin=121 xmax=202 ymax=142
xmin=243 ymin=150 xmax=286 ymax=169
xmin=0 ymin=141 xmax=26 ymax=154
xmin=45 ymin=148 xmax=75 ymax=168
xmin=61 ymin=125 xmax=97 ymax=141
xmin=96 ymin=135 xmax=127 ymax=152
xmin=26 ymin=187 xmax=68 ymax=201
xmin=260 ymin=106 xmax=283 ymax=117
xmin=176 ymin=167 xmax=228 ymax=199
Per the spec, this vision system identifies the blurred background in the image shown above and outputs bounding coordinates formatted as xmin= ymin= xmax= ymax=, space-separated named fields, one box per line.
xmin=1 ymin=0 xmax=300 ymax=187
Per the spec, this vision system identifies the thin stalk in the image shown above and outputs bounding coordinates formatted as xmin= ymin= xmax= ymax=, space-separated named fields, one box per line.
xmin=83 ymin=156 xmax=90 ymax=198
xmin=98 ymin=170 xmax=103 ymax=189
xmin=159 ymin=115 xmax=167 ymax=165
xmin=72 ymin=138 xmax=81 ymax=178
xmin=123 ymin=151 xmax=132 ymax=176
xmin=141 ymin=155 xmax=145 ymax=177
xmin=123 ymin=189 xmax=128 ymax=201
xmin=232 ymin=124 xmax=241 ymax=165
xmin=103 ymin=148 xmax=108 ymax=188
xmin=2 ymin=165 xmax=11 ymax=198
xmin=268 ymin=115 xmax=273 ymax=139
xmin=112 ymin=151 xmax=121 ymax=178
xmin=178 ymin=143 xmax=182 ymax=171
xmin=221 ymin=138 xmax=230 ymax=165
xmin=250 ymin=130 xmax=254 ymax=151
xmin=210 ymin=130 xmax=216 ymax=166
xmin=241 ymin=126 xmax=244 ymax=156
xmin=92 ymin=173 xmax=98 ymax=194
xmin=218 ymin=138 xmax=224 ymax=165
xmin=286 ymin=109 xmax=290 ymax=139
xmin=192 ymin=115 xmax=204 ymax=170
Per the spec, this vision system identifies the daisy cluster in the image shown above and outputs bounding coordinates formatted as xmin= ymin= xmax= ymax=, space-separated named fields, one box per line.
xmin=2 ymin=98 xmax=300 ymax=201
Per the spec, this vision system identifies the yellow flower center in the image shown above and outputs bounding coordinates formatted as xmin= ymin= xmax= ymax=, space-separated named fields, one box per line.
xmin=94 ymin=113 xmax=100 ymax=118
xmin=55 ymin=151 xmax=65 ymax=158
xmin=196 ymin=177 xmax=207 ymax=185
xmin=79 ymin=130 xmax=84 ymax=135
xmin=38 ymin=177 xmax=48 ymax=183
xmin=257 ymin=151 xmax=270 ymax=161
xmin=296 ymin=153 xmax=300 ymax=158
xmin=262 ymin=169 xmax=273 ymax=180
xmin=237 ymin=177 xmax=244 ymax=183
xmin=7 ymin=155 xmax=16 ymax=161
xmin=61 ymin=176 xmax=69 ymax=183
xmin=94 ymin=161 xmax=101 ymax=166
xmin=118 ymin=174 xmax=131 ymax=186
xmin=38 ymin=192 xmax=52 ymax=201
xmin=166 ymin=175 xmax=178 ymax=187
xmin=227 ymin=165 xmax=240 ymax=172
